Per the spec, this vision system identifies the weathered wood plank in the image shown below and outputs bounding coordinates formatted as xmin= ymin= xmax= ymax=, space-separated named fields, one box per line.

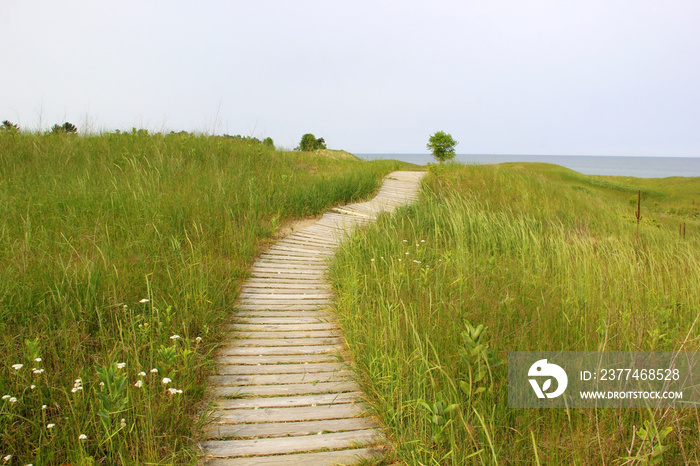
xmin=229 ymin=323 xmax=339 ymax=332
xmin=235 ymin=304 xmax=329 ymax=311
xmin=212 ymin=391 xmax=362 ymax=409
xmin=214 ymin=354 xmax=341 ymax=365
xmin=208 ymin=371 xmax=351 ymax=387
xmin=233 ymin=310 xmax=333 ymax=318
xmin=236 ymin=295 xmax=333 ymax=303
xmin=241 ymin=281 xmax=332 ymax=289
xmin=205 ymin=447 xmax=382 ymax=465
xmin=214 ymin=362 xmax=348 ymax=376
xmin=230 ymin=330 xmax=341 ymax=339
xmin=233 ymin=316 xmax=333 ymax=324
xmin=217 ymin=345 xmax=342 ymax=357
xmin=210 ymin=381 xmax=361 ymax=397
xmin=209 ymin=403 xmax=368 ymax=424
xmin=229 ymin=337 xmax=342 ymax=347
xmin=201 ymin=429 xmax=384 ymax=457
xmin=205 ymin=417 xmax=377 ymax=441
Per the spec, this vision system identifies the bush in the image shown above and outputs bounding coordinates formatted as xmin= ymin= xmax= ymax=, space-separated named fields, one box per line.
xmin=1 ymin=120 xmax=19 ymax=132
xmin=50 ymin=122 xmax=78 ymax=134
xmin=298 ymin=133 xmax=327 ymax=151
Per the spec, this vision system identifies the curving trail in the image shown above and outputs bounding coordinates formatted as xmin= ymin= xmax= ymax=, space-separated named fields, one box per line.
xmin=200 ymin=171 xmax=426 ymax=465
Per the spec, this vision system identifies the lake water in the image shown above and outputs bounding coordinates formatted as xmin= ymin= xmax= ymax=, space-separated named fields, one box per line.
xmin=359 ymin=154 xmax=700 ymax=178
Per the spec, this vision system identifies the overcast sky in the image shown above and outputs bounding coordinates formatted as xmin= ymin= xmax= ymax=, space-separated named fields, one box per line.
xmin=2 ymin=1 xmax=699 ymax=156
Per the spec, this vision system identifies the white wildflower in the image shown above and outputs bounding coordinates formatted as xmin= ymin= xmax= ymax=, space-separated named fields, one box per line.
xmin=139 ymin=298 xmax=149 ymax=303
xmin=9 ymin=397 xmax=17 ymax=404
xmin=120 ymin=418 xmax=126 ymax=428
xmin=134 ymin=380 xmax=143 ymax=388
xmin=30 ymin=385 xmax=36 ymax=390
xmin=2 ymin=455 xmax=11 ymax=463
xmin=71 ymin=379 xmax=83 ymax=393
xmin=161 ymin=377 xmax=172 ymax=384
xmin=11 ymin=363 xmax=23 ymax=370
xmin=150 ymin=368 xmax=158 ymax=373
xmin=34 ymin=357 xmax=42 ymax=362
xmin=79 ymin=434 xmax=87 ymax=440
xmin=169 ymin=334 xmax=180 ymax=340
xmin=1 ymin=395 xmax=10 ymax=400
xmin=138 ymin=371 xmax=146 ymax=377
xmin=32 ymin=368 xmax=45 ymax=375
xmin=116 ymin=362 xmax=126 ymax=369
xmin=195 ymin=336 xmax=202 ymax=343
xmin=41 ymin=404 xmax=48 ymax=410
xmin=46 ymin=423 xmax=55 ymax=429
xmin=167 ymin=388 xmax=183 ymax=395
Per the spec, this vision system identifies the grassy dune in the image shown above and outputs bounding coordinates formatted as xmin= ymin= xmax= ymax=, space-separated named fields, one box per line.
xmin=331 ymin=163 xmax=700 ymax=464
xmin=0 ymin=131 xmax=405 ymax=464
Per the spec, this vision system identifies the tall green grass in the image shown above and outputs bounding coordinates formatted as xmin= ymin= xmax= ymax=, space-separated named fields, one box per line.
xmin=331 ymin=163 xmax=700 ymax=464
xmin=0 ymin=131 xmax=404 ymax=464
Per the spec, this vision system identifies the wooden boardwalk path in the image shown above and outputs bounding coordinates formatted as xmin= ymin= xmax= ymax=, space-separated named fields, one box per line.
xmin=200 ymin=171 xmax=425 ymax=465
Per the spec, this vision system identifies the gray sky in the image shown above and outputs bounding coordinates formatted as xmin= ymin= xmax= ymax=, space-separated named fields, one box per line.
xmin=2 ymin=1 xmax=699 ymax=156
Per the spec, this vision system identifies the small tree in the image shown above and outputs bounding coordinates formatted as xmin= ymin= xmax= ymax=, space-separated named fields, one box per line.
xmin=427 ymin=131 xmax=458 ymax=163
xmin=298 ymin=133 xmax=327 ymax=151
xmin=51 ymin=122 xmax=78 ymax=134
xmin=1 ymin=120 xmax=19 ymax=132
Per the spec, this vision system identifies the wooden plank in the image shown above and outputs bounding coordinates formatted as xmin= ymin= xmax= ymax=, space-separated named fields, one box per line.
xmin=215 ymin=363 xmax=349 ymax=376
xmin=253 ymin=264 xmax=328 ymax=270
xmin=214 ymin=354 xmax=341 ymax=365
xmin=237 ymin=293 xmax=333 ymax=300
xmin=277 ymin=238 xmax=336 ymax=249
xmin=233 ymin=316 xmax=334 ymax=324
xmin=210 ymin=381 xmax=361 ymax=397
xmin=252 ymin=265 xmax=326 ymax=273
xmin=229 ymin=323 xmax=339 ymax=332
xmin=249 ymin=273 xmax=326 ymax=280
xmin=236 ymin=302 xmax=331 ymax=309
xmin=258 ymin=254 xmax=327 ymax=263
xmin=208 ymin=371 xmax=351 ymax=387
xmin=213 ymin=392 xmax=362 ymax=409
xmin=235 ymin=304 xmax=329 ymax=311
xmin=229 ymin=338 xmax=342 ymax=347
xmin=201 ymin=429 xmax=384 ymax=457
xmin=210 ymin=402 xmax=368 ymax=423
xmin=230 ymin=330 xmax=341 ymax=339
xmin=205 ymin=417 xmax=377 ymax=440
xmin=233 ymin=310 xmax=333 ymax=317
xmin=217 ymin=345 xmax=342 ymax=357
xmin=205 ymin=447 xmax=382 ymax=465
xmin=266 ymin=245 xmax=333 ymax=256
xmin=241 ymin=281 xmax=332 ymax=289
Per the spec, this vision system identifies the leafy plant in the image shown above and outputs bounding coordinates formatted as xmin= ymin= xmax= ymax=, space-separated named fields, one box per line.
xmin=417 ymin=393 xmax=459 ymax=445
xmin=427 ymin=131 xmax=457 ymax=163
xmin=50 ymin=121 xmax=78 ymax=134
xmin=459 ymin=320 xmax=502 ymax=399
xmin=1 ymin=120 xmax=19 ymax=132
xmin=298 ymin=133 xmax=327 ymax=151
